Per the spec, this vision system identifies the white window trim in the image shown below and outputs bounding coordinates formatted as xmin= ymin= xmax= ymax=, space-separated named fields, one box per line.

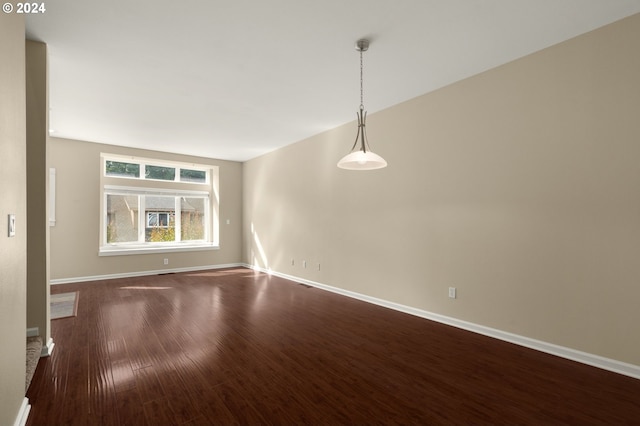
xmin=99 ymin=243 xmax=219 ymax=257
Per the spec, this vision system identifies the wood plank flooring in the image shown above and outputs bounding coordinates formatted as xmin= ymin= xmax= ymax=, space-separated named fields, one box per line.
xmin=27 ymin=267 xmax=640 ymax=425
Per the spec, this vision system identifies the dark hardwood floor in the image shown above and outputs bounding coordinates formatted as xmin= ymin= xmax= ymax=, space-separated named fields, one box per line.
xmin=26 ymin=267 xmax=640 ymax=425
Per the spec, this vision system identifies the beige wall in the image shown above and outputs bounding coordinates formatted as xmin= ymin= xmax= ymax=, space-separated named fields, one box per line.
xmin=243 ymin=14 xmax=640 ymax=366
xmin=26 ymin=40 xmax=51 ymax=344
xmin=49 ymin=137 xmax=243 ymax=280
xmin=0 ymin=13 xmax=28 ymax=426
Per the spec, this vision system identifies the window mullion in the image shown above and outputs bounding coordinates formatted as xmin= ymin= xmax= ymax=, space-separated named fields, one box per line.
xmin=205 ymin=195 xmax=210 ymax=241
xmin=175 ymin=197 xmax=182 ymax=242
xmin=103 ymin=192 xmax=108 ymax=245
xmin=138 ymin=195 xmax=146 ymax=243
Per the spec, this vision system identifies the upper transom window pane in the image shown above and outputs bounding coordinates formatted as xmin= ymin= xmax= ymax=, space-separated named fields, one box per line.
xmin=145 ymin=165 xmax=176 ymax=181
xmin=180 ymin=168 xmax=207 ymax=183
xmin=105 ymin=161 xmax=140 ymax=178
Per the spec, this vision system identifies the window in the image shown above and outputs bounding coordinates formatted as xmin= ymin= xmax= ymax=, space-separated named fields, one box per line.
xmin=100 ymin=154 xmax=219 ymax=255
xmin=147 ymin=212 xmax=171 ymax=228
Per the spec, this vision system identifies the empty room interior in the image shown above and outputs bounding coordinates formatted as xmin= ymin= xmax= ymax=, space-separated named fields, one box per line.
xmin=2 ymin=1 xmax=640 ymax=425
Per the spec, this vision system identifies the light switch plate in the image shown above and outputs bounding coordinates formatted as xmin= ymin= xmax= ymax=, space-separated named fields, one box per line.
xmin=8 ymin=214 xmax=16 ymax=237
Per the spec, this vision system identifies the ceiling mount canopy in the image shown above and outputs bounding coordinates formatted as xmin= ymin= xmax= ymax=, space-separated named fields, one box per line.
xmin=337 ymin=39 xmax=388 ymax=171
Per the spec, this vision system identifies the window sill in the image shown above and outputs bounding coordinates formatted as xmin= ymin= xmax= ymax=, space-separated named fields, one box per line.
xmin=99 ymin=243 xmax=219 ymax=256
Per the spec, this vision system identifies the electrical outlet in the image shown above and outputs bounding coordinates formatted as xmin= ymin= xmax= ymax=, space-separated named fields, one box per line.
xmin=448 ymin=287 xmax=457 ymax=299
xmin=317 ymin=263 xmax=321 ymax=271
xmin=163 ymin=258 xmax=169 ymax=265
xmin=303 ymin=260 xmax=307 ymax=268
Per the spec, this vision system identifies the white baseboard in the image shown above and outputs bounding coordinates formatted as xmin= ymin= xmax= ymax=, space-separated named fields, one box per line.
xmin=41 ymin=338 xmax=54 ymax=357
xmin=13 ymin=398 xmax=30 ymax=426
xmin=50 ymin=263 xmax=244 ymax=285
xmin=245 ymin=264 xmax=640 ymax=380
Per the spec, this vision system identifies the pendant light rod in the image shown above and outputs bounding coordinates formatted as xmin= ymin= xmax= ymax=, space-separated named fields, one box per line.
xmin=356 ymin=40 xmax=368 ymax=153
xmin=356 ymin=39 xmax=369 ymax=108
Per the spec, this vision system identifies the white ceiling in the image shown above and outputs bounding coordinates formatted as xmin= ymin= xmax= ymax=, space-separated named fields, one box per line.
xmin=26 ymin=1 xmax=640 ymax=162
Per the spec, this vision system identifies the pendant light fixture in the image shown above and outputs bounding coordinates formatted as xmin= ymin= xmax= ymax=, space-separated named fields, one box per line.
xmin=337 ymin=39 xmax=387 ymax=170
